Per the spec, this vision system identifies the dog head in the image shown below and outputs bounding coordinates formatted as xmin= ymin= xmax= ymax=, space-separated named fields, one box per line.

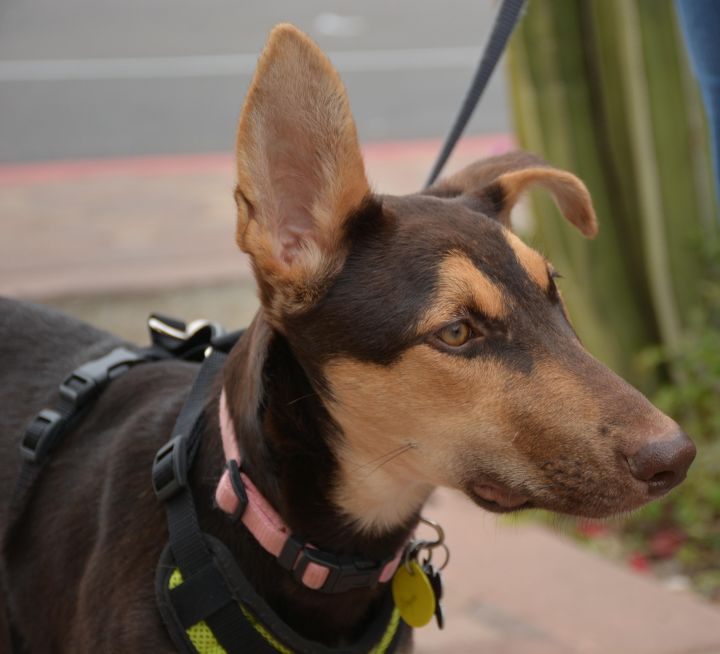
xmin=233 ymin=25 xmax=695 ymax=533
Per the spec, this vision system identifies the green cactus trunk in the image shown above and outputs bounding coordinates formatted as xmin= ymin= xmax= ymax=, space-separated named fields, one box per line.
xmin=507 ymin=0 xmax=718 ymax=384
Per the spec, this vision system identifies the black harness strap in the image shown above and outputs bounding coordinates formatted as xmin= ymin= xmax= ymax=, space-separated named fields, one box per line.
xmin=4 ymin=314 xmax=228 ymax=557
xmin=152 ymin=339 xmax=316 ymax=654
xmin=156 ymin=536 xmax=405 ymax=654
xmin=168 ymin=561 xmax=234 ymax=629
xmin=151 ymin=342 xmax=276 ymax=654
xmin=153 ymin=337 xmax=406 ymax=654
xmin=153 ymin=350 xmax=226 ymax=573
xmin=4 ymin=346 xmax=151 ymax=553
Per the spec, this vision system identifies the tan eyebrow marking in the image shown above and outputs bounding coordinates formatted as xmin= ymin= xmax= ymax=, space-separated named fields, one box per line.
xmin=503 ymin=230 xmax=550 ymax=291
xmin=416 ymin=251 xmax=507 ymax=334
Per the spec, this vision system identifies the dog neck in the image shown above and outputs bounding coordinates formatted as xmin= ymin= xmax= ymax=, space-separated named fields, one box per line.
xmin=194 ymin=312 xmax=419 ymax=646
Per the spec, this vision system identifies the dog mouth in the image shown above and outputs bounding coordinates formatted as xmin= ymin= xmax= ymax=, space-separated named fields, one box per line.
xmin=468 ymin=483 xmax=532 ymax=513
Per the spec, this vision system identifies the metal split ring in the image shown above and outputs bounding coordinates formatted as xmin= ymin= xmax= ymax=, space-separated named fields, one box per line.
xmin=402 ymin=516 xmax=451 ymax=573
xmin=418 ymin=517 xmax=445 ymax=548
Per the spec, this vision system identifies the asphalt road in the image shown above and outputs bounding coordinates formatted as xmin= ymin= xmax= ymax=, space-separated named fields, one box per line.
xmin=0 ymin=0 xmax=511 ymax=163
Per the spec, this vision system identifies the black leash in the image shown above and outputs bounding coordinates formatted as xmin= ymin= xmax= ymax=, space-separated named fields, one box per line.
xmin=425 ymin=0 xmax=527 ymax=188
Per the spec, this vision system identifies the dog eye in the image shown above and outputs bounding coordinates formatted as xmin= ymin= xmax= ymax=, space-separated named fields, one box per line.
xmin=437 ymin=321 xmax=473 ymax=347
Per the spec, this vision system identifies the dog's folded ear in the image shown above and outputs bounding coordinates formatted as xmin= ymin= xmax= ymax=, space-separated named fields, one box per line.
xmin=426 ymin=151 xmax=598 ymax=238
xmin=234 ymin=24 xmax=371 ymax=316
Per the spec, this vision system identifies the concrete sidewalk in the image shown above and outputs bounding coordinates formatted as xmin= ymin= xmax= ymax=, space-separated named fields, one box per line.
xmin=1 ymin=138 xmax=719 ymax=653
xmin=415 ymin=490 xmax=720 ymax=654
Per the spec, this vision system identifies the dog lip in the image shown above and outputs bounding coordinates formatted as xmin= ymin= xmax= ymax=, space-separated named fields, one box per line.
xmin=470 ymin=483 xmax=530 ymax=510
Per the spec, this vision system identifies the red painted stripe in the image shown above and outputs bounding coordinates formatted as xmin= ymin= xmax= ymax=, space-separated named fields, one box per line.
xmin=361 ymin=134 xmax=513 ymax=160
xmin=0 ymin=153 xmax=234 ymax=185
xmin=0 ymin=134 xmax=514 ymax=186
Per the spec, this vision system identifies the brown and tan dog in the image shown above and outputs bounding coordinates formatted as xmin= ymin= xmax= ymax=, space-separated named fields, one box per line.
xmin=0 ymin=24 xmax=695 ymax=653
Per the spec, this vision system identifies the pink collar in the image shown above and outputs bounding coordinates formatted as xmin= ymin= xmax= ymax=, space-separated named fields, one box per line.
xmin=214 ymin=389 xmax=403 ymax=592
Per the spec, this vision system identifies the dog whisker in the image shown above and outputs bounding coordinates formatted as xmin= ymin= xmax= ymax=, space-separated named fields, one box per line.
xmin=360 ymin=443 xmax=417 ymax=479
xmin=287 ymin=392 xmax=317 ymax=406
xmin=351 ymin=444 xmax=414 ymax=471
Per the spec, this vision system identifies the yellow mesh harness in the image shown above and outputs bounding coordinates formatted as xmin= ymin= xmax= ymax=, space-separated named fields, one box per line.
xmin=168 ymin=568 xmax=402 ymax=654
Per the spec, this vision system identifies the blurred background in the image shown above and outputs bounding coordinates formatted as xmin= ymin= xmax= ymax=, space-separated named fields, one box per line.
xmin=0 ymin=0 xmax=510 ymax=161
xmin=1 ymin=0 xmax=719 ymax=652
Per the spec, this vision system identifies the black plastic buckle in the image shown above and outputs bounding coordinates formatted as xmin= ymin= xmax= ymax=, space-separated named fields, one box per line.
xmin=20 ymin=409 xmax=66 ymax=464
xmin=281 ymin=542 xmax=385 ymax=594
xmin=152 ymin=435 xmax=188 ymax=502
xmin=60 ymin=347 xmax=141 ymax=407
xmin=59 ymin=370 xmax=98 ymax=407
xmin=226 ymin=460 xmax=248 ymax=520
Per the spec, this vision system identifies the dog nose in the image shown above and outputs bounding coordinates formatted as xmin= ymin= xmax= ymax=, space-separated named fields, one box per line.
xmin=627 ymin=431 xmax=696 ymax=495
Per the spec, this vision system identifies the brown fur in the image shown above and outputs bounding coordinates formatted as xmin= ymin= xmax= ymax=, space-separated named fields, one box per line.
xmin=426 ymin=151 xmax=598 ymax=237
xmin=0 ymin=24 xmax=694 ymax=654
xmin=416 ymin=251 xmax=509 ymax=332
xmin=504 ymin=229 xmax=551 ymax=291
xmin=232 ymin=23 xmax=692 ymax=533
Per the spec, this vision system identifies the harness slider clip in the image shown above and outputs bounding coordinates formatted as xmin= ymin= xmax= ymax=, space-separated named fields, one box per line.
xmin=60 ymin=347 xmax=142 ymax=408
xmin=226 ymin=459 xmax=249 ymax=521
xmin=152 ymin=435 xmax=188 ymax=502
xmin=20 ymin=409 xmax=66 ymax=464
xmin=60 ymin=370 xmax=99 ymax=407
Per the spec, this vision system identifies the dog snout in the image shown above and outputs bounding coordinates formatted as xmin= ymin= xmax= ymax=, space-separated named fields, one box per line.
xmin=625 ymin=430 xmax=696 ymax=496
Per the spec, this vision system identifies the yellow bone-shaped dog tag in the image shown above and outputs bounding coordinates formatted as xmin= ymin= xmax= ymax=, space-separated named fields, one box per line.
xmin=391 ymin=561 xmax=436 ymax=627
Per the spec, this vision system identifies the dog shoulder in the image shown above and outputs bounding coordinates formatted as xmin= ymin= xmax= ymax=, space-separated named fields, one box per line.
xmin=0 ymin=297 xmax=123 ymax=441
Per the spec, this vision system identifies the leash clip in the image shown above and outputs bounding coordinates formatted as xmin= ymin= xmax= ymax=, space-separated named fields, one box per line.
xmin=149 ymin=314 xmax=226 ymax=362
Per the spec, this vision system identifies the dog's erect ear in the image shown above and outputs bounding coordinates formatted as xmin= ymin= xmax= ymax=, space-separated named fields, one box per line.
xmin=426 ymin=151 xmax=598 ymax=238
xmin=234 ymin=24 xmax=370 ymax=315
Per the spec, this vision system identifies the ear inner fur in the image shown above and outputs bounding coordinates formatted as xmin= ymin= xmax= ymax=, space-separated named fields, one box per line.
xmin=234 ymin=24 xmax=371 ymax=318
